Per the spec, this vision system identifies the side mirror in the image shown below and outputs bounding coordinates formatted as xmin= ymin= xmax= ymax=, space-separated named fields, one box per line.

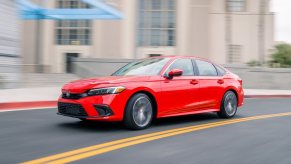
xmin=167 ymin=69 xmax=183 ymax=78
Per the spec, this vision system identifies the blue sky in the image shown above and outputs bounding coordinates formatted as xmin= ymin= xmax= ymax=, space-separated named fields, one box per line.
xmin=272 ymin=0 xmax=291 ymax=43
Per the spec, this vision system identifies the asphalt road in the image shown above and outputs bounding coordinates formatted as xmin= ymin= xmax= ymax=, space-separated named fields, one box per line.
xmin=1 ymin=98 xmax=291 ymax=164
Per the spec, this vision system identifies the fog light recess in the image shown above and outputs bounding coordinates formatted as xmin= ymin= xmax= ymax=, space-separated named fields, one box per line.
xmin=94 ymin=105 xmax=114 ymax=117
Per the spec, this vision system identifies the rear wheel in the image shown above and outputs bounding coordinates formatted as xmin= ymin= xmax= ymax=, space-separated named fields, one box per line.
xmin=124 ymin=93 xmax=154 ymax=130
xmin=217 ymin=91 xmax=238 ymax=118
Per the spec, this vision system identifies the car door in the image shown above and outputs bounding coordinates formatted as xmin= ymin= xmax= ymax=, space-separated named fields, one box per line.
xmin=160 ymin=59 xmax=200 ymax=117
xmin=194 ymin=59 xmax=225 ymax=110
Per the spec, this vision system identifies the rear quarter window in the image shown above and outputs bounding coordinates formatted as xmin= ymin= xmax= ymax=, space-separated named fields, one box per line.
xmin=215 ymin=65 xmax=227 ymax=76
xmin=195 ymin=60 xmax=218 ymax=76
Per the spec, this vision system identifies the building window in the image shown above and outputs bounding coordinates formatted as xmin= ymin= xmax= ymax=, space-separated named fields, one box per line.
xmin=55 ymin=0 xmax=92 ymax=45
xmin=226 ymin=0 xmax=246 ymax=12
xmin=148 ymin=54 xmax=162 ymax=57
xmin=138 ymin=0 xmax=176 ymax=47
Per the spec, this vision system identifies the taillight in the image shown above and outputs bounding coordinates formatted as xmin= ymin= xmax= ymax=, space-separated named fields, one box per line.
xmin=238 ymin=79 xmax=243 ymax=86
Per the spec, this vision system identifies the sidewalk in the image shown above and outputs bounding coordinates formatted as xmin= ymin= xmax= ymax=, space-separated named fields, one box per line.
xmin=0 ymin=87 xmax=291 ymax=110
xmin=244 ymin=89 xmax=291 ymax=98
xmin=0 ymin=87 xmax=60 ymax=110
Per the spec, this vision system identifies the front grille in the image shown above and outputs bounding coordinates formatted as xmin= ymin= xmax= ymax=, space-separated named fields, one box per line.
xmin=61 ymin=93 xmax=87 ymax=100
xmin=58 ymin=102 xmax=88 ymax=116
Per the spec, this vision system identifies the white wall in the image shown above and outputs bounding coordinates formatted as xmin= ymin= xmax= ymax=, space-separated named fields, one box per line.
xmin=209 ymin=0 xmax=274 ymax=64
xmin=0 ymin=1 xmax=20 ymax=56
xmin=0 ymin=1 xmax=21 ymax=88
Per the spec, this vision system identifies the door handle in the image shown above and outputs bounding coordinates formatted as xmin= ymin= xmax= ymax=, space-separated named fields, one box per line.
xmin=190 ymin=79 xmax=199 ymax=85
xmin=217 ymin=79 xmax=224 ymax=84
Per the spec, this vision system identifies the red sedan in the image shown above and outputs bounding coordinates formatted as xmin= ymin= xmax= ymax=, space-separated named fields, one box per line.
xmin=58 ymin=56 xmax=244 ymax=130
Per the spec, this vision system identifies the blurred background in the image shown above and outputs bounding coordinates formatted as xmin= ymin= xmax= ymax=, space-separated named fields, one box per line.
xmin=1 ymin=0 xmax=291 ymax=90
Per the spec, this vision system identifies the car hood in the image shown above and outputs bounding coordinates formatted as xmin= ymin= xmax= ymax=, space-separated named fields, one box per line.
xmin=62 ymin=76 xmax=150 ymax=93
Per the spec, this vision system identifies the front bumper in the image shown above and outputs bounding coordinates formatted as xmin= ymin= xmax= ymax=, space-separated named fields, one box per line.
xmin=57 ymin=94 xmax=127 ymax=121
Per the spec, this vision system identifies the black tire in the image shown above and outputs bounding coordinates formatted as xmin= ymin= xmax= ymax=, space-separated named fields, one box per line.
xmin=217 ymin=91 xmax=238 ymax=119
xmin=124 ymin=93 xmax=154 ymax=130
xmin=79 ymin=118 xmax=90 ymax=122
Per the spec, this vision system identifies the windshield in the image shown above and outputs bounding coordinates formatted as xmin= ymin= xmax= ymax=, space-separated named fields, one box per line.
xmin=112 ymin=58 xmax=170 ymax=76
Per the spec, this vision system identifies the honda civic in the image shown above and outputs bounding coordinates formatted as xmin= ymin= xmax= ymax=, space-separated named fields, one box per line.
xmin=58 ymin=56 xmax=244 ymax=130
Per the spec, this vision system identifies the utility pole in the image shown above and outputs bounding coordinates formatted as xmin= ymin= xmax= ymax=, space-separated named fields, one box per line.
xmin=225 ymin=0 xmax=233 ymax=63
xmin=258 ymin=0 xmax=267 ymax=65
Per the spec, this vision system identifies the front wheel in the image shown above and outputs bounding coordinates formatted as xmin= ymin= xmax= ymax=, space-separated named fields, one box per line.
xmin=124 ymin=93 xmax=154 ymax=130
xmin=79 ymin=118 xmax=91 ymax=122
xmin=217 ymin=91 xmax=238 ymax=118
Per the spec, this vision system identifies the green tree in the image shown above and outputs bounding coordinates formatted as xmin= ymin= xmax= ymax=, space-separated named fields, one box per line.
xmin=271 ymin=43 xmax=291 ymax=67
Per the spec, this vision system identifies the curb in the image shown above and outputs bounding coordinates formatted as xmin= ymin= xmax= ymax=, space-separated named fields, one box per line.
xmin=0 ymin=101 xmax=57 ymax=111
xmin=0 ymin=95 xmax=291 ymax=111
xmin=244 ymin=95 xmax=291 ymax=98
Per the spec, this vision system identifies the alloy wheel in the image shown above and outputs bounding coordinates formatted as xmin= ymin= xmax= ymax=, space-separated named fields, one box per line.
xmin=132 ymin=96 xmax=153 ymax=127
xmin=224 ymin=92 xmax=237 ymax=116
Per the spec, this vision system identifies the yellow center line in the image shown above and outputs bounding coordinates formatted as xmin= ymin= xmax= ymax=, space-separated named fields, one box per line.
xmin=22 ymin=112 xmax=291 ymax=164
xmin=22 ymin=120 xmax=228 ymax=164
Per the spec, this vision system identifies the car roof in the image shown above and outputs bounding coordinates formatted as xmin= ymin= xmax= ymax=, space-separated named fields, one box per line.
xmin=149 ymin=55 xmax=213 ymax=63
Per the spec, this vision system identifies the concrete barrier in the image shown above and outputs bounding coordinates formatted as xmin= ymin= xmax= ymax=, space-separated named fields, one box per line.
xmin=71 ymin=58 xmax=291 ymax=90
xmin=72 ymin=58 xmax=134 ymax=77
xmin=0 ymin=56 xmax=21 ymax=89
xmin=225 ymin=66 xmax=291 ymax=90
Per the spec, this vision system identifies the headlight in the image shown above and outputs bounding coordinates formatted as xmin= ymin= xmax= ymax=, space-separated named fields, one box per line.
xmin=87 ymin=86 xmax=126 ymax=96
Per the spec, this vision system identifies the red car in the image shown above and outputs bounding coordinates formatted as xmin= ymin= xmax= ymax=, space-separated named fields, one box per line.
xmin=58 ymin=56 xmax=244 ymax=130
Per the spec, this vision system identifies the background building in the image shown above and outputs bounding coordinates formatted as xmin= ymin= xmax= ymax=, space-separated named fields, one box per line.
xmin=22 ymin=0 xmax=274 ymax=73
xmin=0 ymin=0 xmax=20 ymax=88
